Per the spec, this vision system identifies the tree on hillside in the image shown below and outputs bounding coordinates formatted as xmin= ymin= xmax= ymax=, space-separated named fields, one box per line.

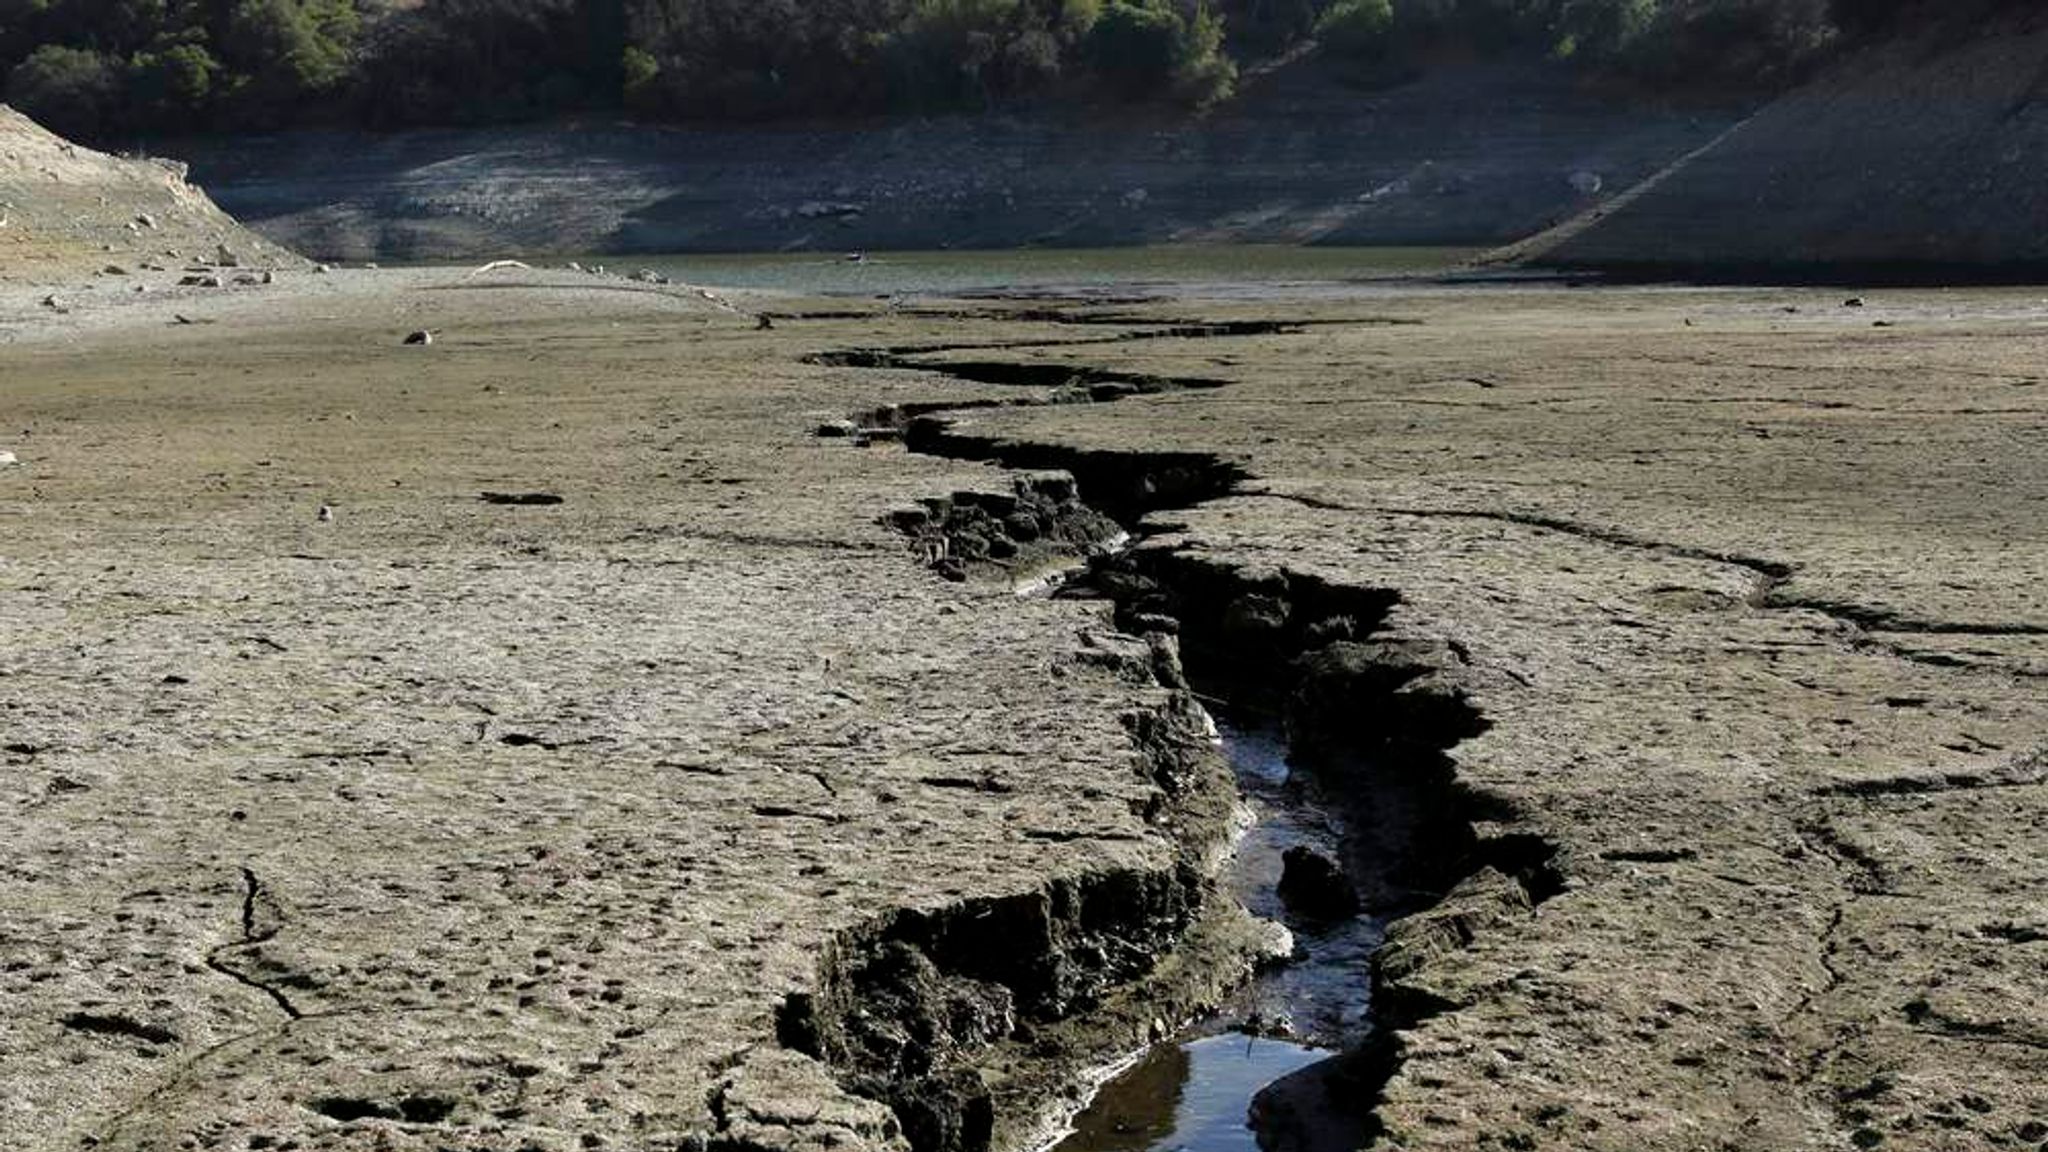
xmin=7 ymin=43 xmax=119 ymax=136
xmin=1087 ymin=0 xmax=1234 ymax=104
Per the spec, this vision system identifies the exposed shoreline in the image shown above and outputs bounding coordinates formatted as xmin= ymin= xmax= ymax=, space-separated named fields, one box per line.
xmin=3 ymin=267 xmax=2041 ymax=1152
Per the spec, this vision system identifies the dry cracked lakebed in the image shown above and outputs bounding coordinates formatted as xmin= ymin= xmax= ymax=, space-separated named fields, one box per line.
xmin=0 ymin=270 xmax=2043 ymax=1152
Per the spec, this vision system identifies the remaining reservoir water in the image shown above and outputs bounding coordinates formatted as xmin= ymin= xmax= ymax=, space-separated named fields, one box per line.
xmin=583 ymin=246 xmax=1479 ymax=298
xmin=1048 ymin=723 xmax=1382 ymax=1152
xmin=1052 ymin=1034 xmax=1329 ymax=1152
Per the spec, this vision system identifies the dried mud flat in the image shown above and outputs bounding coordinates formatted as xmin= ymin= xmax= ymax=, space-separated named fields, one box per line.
xmin=0 ymin=271 xmax=2042 ymax=1152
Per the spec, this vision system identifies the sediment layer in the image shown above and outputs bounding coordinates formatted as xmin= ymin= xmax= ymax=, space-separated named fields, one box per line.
xmin=1 ymin=273 xmax=2040 ymax=1152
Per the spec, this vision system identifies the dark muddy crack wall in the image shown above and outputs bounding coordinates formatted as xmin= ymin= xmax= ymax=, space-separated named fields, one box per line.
xmin=773 ymin=688 xmax=1248 ymax=1152
xmin=799 ymin=326 xmax=1565 ymax=1150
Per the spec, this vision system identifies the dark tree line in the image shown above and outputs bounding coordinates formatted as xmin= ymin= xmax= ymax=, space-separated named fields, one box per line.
xmin=0 ymin=0 xmax=1996 ymax=142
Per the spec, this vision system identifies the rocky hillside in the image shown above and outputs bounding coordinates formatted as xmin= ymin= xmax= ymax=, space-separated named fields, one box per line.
xmin=170 ymin=62 xmax=1745 ymax=262
xmin=1520 ymin=8 xmax=2048 ymax=281
xmin=0 ymin=106 xmax=298 ymax=284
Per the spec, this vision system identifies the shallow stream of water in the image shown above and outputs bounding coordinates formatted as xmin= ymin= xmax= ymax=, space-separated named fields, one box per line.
xmin=1047 ymin=723 xmax=1382 ymax=1152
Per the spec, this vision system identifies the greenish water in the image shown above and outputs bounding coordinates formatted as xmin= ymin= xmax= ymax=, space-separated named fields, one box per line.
xmin=592 ymin=246 xmax=1478 ymax=297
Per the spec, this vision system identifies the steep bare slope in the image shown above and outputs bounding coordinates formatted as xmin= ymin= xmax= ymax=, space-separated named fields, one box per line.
xmin=169 ymin=63 xmax=1741 ymax=262
xmin=1523 ymin=10 xmax=2048 ymax=281
xmin=0 ymin=105 xmax=298 ymax=284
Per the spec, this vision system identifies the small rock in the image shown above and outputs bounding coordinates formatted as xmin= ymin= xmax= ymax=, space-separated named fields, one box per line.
xmin=135 ymin=213 xmax=157 ymax=229
xmin=101 ymin=264 xmax=127 ymax=275
xmin=815 ymin=419 xmax=858 ymax=438
xmin=403 ymin=330 xmax=434 ymax=346
xmin=1277 ymin=846 xmax=1360 ymax=919
xmin=0 ymin=450 xmax=19 ymax=467
xmin=1251 ymin=918 xmax=1297 ymax=966
xmin=316 ymin=504 xmax=334 ymax=523
xmin=313 ymin=264 xmax=332 ymax=274
xmin=1843 ymin=297 xmax=1866 ymax=308
xmin=39 ymin=294 xmax=64 ymax=310
xmin=259 ymin=270 xmax=274 ymax=285
xmin=215 ymin=245 xmax=242 ymax=268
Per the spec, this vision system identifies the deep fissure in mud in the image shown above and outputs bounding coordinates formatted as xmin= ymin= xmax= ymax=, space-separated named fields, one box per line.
xmin=791 ymin=329 xmax=1559 ymax=1152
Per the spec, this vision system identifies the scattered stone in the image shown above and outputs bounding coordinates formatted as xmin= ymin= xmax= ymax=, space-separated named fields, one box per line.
xmin=403 ymin=330 xmax=434 ymax=346
xmin=215 ymin=244 xmax=242 ymax=268
xmin=1276 ymin=846 xmax=1360 ymax=919
xmin=313 ymin=264 xmax=332 ymax=274
xmin=134 ymin=212 xmax=156 ymax=229
xmin=816 ymin=419 xmax=858 ymax=438
xmin=0 ymin=450 xmax=18 ymax=467
xmin=39 ymin=294 xmax=64 ymax=311
xmin=101 ymin=264 xmax=127 ymax=275
xmin=1844 ymin=296 xmax=1867 ymax=307
xmin=177 ymin=275 xmax=222 ymax=288
xmin=316 ymin=504 xmax=334 ymax=523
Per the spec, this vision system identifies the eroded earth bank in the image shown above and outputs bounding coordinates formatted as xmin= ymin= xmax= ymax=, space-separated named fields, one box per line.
xmin=1 ymin=271 xmax=2043 ymax=1152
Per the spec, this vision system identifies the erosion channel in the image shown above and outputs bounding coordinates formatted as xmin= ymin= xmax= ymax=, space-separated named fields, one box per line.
xmin=799 ymin=311 xmax=1563 ymax=1152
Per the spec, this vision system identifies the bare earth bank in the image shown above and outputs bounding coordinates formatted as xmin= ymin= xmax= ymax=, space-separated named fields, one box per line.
xmin=0 ymin=271 xmax=2041 ymax=1152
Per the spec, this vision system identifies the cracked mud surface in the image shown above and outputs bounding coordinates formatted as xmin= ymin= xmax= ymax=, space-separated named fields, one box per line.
xmin=2 ymin=274 xmax=2043 ymax=1151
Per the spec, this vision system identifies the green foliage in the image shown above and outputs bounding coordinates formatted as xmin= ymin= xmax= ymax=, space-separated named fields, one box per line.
xmin=1086 ymin=0 xmax=1234 ymax=104
xmin=7 ymin=42 xmax=117 ymax=136
xmin=621 ymin=41 xmax=659 ymax=106
xmin=216 ymin=0 xmax=358 ymax=103
xmin=883 ymin=0 xmax=1076 ymax=109
xmin=1550 ymin=0 xmax=1657 ymax=61
xmin=0 ymin=0 xmax=1956 ymax=138
xmin=1314 ymin=0 xmax=1394 ymax=60
xmin=129 ymin=39 xmax=219 ymax=111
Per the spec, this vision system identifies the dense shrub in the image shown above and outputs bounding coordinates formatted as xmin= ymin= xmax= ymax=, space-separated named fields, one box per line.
xmin=1087 ymin=0 xmax=1234 ymax=104
xmin=1549 ymin=0 xmax=1657 ymax=61
xmin=1314 ymin=0 xmax=1394 ymax=61
xmin=0 ymin=0 xmax=1979 ymax=138
xmin=7 ymin=44 xmax=120 ymax=137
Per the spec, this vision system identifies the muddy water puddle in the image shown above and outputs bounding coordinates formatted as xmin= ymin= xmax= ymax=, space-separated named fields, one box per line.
xmin=1050 ymin=723 xmax=1381 ymax=1152
xmin=1051 ymin=1035 xmax=1328 ymax=1152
